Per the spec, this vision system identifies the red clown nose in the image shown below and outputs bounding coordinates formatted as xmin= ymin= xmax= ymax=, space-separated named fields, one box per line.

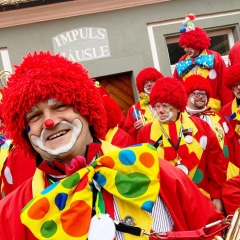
xmin=44 ymin=119 xmax=55 ymax=128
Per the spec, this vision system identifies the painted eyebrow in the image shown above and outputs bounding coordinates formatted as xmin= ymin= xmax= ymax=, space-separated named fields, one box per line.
xmin=26 ymin=106 xmax=39 ymax=116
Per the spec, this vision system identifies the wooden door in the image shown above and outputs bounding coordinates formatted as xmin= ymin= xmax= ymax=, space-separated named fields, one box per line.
xmin=95 ymin=72 xmax=135 ymax=116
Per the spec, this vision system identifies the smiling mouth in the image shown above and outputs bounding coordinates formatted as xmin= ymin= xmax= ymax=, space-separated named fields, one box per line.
xmin=48 ymin=130 xmax=69 ymax=140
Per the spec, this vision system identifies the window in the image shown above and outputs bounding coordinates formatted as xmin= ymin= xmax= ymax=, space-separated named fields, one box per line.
xmin=166 ymin=29 xmax=234 ymax=73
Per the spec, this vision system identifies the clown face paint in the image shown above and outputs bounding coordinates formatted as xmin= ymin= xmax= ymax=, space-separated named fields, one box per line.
xmin=25 ymin=100 xmax=93 ymax=164
xmin=183 ymin=46 xmax=200 ymax=58
xmin=31 ymin=119 xmax=82 ymax=156
xmin=143 ymin=80 xmax=155 ymax=94
xmin=154 ymin=103 xmax=179 ymax=124
xmin=188 ymin=91 xmax=207 ymax=110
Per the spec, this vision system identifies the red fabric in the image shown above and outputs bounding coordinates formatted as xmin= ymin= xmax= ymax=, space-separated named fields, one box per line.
xmin=160 ymin=160 xmax=224 ymax=239
xmin=1 ymin=147 xmax=36 ymax=198
xmin=0 ymin=159 xmax=224 ymax=240
xmin=118 ymin=113 xmax=126 ymax=130
xmin=221 ymin=100 xmax=240 ymax=168
xmin=110 ymin=127 xmax=135 ymax=148
xmin=123 ymin=101 xmax=146 ymax=141
xmin=174 ymin=49 xmax=233 ymax=108
xmin=137 ymin=117 xmax=228 ymax=199
xmin=222 ymin=175 xmax=240 ymax=215
xmin=228 ymin=40 xmax=240 ymax=66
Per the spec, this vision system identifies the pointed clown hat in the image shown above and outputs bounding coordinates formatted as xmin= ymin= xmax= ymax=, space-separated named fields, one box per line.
xmin=179 ymin=13 xmax=211 ymax=51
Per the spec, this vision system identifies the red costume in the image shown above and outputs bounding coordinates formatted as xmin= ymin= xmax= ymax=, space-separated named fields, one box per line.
xmin=138 ymin=76 xmax=227 ymax=199
xmin=0 ymin=52 xmax=225 ymax=240
xmin=174 ymin=14 xmax=233 ymax=112
xmin=137 ymin=116 xmax=227 ymax=200
xmin=228 ymin=40 xmax=240 ymax=66
xmin=105 ymin=126 xmax=135 ymax=148
xmin=0 ymin=147 xmax=36 ymax=198
xmin=222 ymin=175 xmax=240 ymax=215
xmin=184 ymin=75 xmax=237 ymax=179
xmin=124 ymin=67 xmax=163 ymax=140
xmin=220 ymin=64 xmax=240 ymax=169
xmin=0 ymin=149 xmax=224 ymax=240
xmin=174 ymin=50 xmax=233 ymax=112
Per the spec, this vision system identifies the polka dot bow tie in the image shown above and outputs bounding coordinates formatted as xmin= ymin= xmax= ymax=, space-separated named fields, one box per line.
xmin=176 ymin=54 xmax=214 ymax=77
xmin=20 ymin=143 xmax=160 ymax=240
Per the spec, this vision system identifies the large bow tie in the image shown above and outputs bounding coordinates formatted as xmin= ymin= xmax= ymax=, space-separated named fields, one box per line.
xmin=21 ymin=143 xmax=160 ymax=240
xmin=176 ymin=54 xmax=214 ymax=77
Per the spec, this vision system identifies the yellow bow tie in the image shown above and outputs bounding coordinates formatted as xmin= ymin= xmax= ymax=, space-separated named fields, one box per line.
xmin=21 ymin=143 xmax=160 ymax=240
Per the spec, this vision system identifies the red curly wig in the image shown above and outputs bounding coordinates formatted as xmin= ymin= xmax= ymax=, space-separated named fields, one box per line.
xmin=184 ymin=75 xmax=212 ymax=97
xmin=1 ymin=51 xmax=107 ymax=155
xmin=102 ymin=95 xmax=122 ymax=130
xmin=179 ymin=27 xmax=211 ymax=51
xmin=136 ymin=67 xmax=164 ymax=93
xmin=224 ymin=63 xmax=240 ymax=89
xmin=150 ymin=77 xmax=188 ymax=112
xmin=228 ymin=40 xmax=240 ymax=66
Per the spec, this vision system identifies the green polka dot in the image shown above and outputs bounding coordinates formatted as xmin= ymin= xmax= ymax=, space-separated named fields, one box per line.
xmin=192 ymin=168 xmax=203 ymax=184
xmin=61 ymin=172 xmax=80 ymax=189
xmin=223 ymin=145 xmax=229 ymax=158
xmin=146 ymin=143 xmax=157 ymax=151
xmin=40 ymin=220 xmax=57 ymax=238
xmin=115 ymin=172 xmax=150 ymax=198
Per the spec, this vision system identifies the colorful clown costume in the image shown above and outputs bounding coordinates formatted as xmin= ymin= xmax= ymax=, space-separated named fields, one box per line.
xmin=124 ymin=94 xmax=157 ymax=141
xmin=221 ymin=98 xmax=240 ymax=171
xmin=0 ymin=142 xmax=224 ymax=240
xmin=174 ymin=49 xmax=233 ymax=112
xmin=137 ymin=114 xmax=228 ymax=200
xmin=105 ymin=126 xmax=135 ymax=148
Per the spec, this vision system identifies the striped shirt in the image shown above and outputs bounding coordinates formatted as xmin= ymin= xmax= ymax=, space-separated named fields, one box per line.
xmin=114 ymin=196 xmax=174 ymax=240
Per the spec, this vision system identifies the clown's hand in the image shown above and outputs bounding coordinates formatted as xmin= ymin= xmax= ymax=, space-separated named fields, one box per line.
xmin=212 ymin=198 xmax=223 ymax=213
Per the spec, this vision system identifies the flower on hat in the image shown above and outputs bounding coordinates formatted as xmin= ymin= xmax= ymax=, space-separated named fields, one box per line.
xmin=179 ymin=13 xmax=211 ymax=51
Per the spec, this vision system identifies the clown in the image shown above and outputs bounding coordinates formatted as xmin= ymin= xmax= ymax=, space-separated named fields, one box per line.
xmin=0 ymin=52 xmax=224 ymax=240
xmin=221 ymin=64 xmax=240 ymax=169
xmin=184 ymin=74 xmax=237 ymax=180
xmin=137 ymin=76 xmax=227 ymax=212
xmin=124 ymin=67 xmax=163 ymax=141
xmin=174 ymin=13 xmax=233 ymax=112
xmin=228 ymin=40 xmax=240 ymax=67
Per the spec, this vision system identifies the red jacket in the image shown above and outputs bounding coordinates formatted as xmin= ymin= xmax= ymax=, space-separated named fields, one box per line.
xmin=137 ymin=116 xmax=228 ymax=199
xmin=0 ymin=160 xmax=224 ymax=240
xmin=174 ymin=49 xmax=233 ymax=111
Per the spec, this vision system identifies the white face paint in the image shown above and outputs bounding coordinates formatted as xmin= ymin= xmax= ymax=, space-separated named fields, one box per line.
xmin=144 ymin=87 xmax=151 ymax=94
xmin=187 ymin=49 xmax=195 ymax=57
xmin=158 ymin=111 xmax=173 ymax=123
xmin=47 ymin=99 xmax=58 ymax=106
xmin=31 ymin=119 xmax=82 ymax=156
xmin=190 ymin=97 xmax=195 ymax=104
